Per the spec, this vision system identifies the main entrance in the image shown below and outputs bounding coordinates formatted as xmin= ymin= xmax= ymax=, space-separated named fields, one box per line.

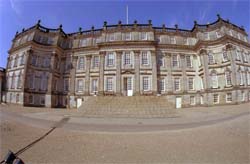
xmin=124 ymin=77 xmax=133 ymax=96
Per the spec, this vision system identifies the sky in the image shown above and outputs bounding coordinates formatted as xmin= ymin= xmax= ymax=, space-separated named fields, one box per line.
xmin=0 ymin=0 xmax=249 ymax=68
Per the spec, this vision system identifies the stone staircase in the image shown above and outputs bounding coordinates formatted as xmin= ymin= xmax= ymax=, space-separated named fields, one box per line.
xmin=77 ymin=96 xmax=176 ymax=118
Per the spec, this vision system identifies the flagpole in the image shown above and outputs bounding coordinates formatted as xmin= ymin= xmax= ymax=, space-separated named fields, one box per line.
xmin=126 ymin=5 xmax=128 ymax=24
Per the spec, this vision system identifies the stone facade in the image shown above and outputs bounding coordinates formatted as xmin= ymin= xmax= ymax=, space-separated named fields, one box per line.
xmin=5 ymin=16 xmax=250 ymax=108
xmin=0 ymin=67 xmax=6 ymax=103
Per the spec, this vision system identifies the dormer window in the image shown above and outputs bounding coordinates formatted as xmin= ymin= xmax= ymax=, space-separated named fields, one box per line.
xmin=109 ymin=33 xmax=115 ymax=41
xmin=79 ymin=39 xmax=87 ymax=47
xmin=216 ymin=31 xmax=221 ymax=38
xmin=184 ymin=38 xmax=188 ymax=45
xmin=125 ymin=33 xmax=131 ymax=40
xmin=170 ymin=37 xmax=176 ymax=44
xmin=141 ymin=32 xmax=147 ymax=40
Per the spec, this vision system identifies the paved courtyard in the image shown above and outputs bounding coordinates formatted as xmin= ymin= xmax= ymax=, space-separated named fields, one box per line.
xmin=0 ymin=103 xmax=249 ymax=163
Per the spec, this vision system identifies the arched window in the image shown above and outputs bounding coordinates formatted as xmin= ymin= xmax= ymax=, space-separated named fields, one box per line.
xmin=211 ymin=71 xmax=218 ymax=88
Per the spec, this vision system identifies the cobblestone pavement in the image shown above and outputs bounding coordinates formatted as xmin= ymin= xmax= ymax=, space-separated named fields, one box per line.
xmin=0 ymin=103 xmax=250 ymax=163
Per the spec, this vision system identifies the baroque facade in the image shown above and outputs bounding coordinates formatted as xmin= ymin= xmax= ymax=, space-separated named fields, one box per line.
xmin=4 ymin=15 xmax=250 ymax=108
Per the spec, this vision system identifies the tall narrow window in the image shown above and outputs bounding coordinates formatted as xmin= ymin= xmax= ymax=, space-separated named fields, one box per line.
xmin=79 ymin=39 xmax=87 ymax=47
xmin=172 ymin=55 xmax=179 ymax=67
xmin=225 ymin=71 xmax=232 ymax=86
xmin=208 ymin=53 xmax=214 ymax=64
xmin=92 ymin=56 xmax=99 ymax=68
xmin=124 ymin=52 xmax=131 ymax=65
xmin=77 ymin=79 xmax=84 ymax=92
xmin=239 ymin=72 xmax=244 ymax=85
xmin=78 ymin=57 xmax=85 ymax=70
xmin=174 ymin=78 xmax=181 ymax=91
xmin=64 ymin=79 xmax=69 ymax=91
xmin=213 ymin=94 xmax=219 ymax=104
xmin=222 ymin=52 xmax=229 ymax=62
xmin=20 ymin=53 xmax=25 ymax=65
xmin=143 ymin=77 xmax=150 ymax=91
xmin=188 ymin=77 xmax=194 ymax=90
xmin=236 ymin=51 xmax=241 ymax=61
xmin=211 ymin=72 xmax=218 ymax=88
xmin=125 ymin=33 xmax=131 ymax=40
xmin=186 ymin=55 xmax=192 ymax=68
xmin=107 ymin=52 xmax=115 ymax=66
xmin=141 ymin=52 xmax=149 ymax=65
xmin=190 ymin=96 xmax=195 ymax=105
xmin=247 ymin=72 xmax=250 ymax=85
xmin=17 ymin=74 xmax=22 ymax=88
xmin=106 ymin=77 xmax=113 ymax=91
xmin=226 ymin=93 xmax=232 ymax=102
xmin=241 ymin=91 xmax=245 ymax=101
xmin=159 ymin=78 xmax=165 ymax=92
xmin=170 ymin=37 xmax=176 ymax=44
xmin=109 ymin=33 xmax=115 ymax=41
xmin=92 ymin=79 xmax=98 ymax=93
xmin=141 ymin=32 xmax=147 ymax=40
xmin=242 ymin=53 xmax=247 ymax=62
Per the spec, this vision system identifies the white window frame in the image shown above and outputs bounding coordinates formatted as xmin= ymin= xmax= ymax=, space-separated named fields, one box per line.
xmin=186 ymin=55 xmax=192 ymax=68
xmin=188 ymin=77 xmax=194 ymax=90
xmin=208 ymin=53 xmax=215 ymax=64
xmin=170 ymin=37 xmax=176 ymax=44
xmin=91 ymin=79 xmax=98 ymax=94
xmin=141 ymin=51 xmax=149 ymax=65
xmin=124 ymin=52 xmax=131 ymax=65
xmin=92 ymin=56 xmax=99 ymax=68
xmin=222 ymin=51 xmax=229 ymax=62
xmin=241 ymin=91 xmax=245 ymax=101
xmin=174 ymin=78 xmax=181 ymax=91
xmin=216 ymin=31 xmax=221 ymax=38
xmin=78 ymin=57 xmax=85 ymax=70
xmin=211 ymin=72 xmax=218 ymax=88
xmin=125 ymin=32 xmax=131 ymax=40
xmin=239 ymin=71 xmax=244 ymax=85
xmin=77 ymin=79 xmax=84 ymax=92
xmin=107 ymin=52 xmax=115 ymax=67
xmin=142 ymin=76 xmax=150 ymax=91
xmin=190 ymin=96 xmax=196 ymax=105
xmin=226 ymin=93 xmax=232 ymax=103
xmin=172 ymin=55 xmax=179 ymax=67
xmin=159 ymin=78 xmax=165 ymax=92
xmin=141 ymin=32 xmax=147 ymax=40
xmin=106 ymin=77 xmax=113 ymax=91
xmin=225 ymin=71 xmax=232 ymax=86
xmin=109 ymin=33 xmax=115 ymax=41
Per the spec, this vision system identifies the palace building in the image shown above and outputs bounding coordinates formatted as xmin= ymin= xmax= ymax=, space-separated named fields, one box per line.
xmin=4 ymin=15 xmax=250 ymax=109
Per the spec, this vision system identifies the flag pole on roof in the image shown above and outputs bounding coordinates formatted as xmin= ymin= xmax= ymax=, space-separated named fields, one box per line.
xmin=126 ymin=5 xmax=129 ymax=24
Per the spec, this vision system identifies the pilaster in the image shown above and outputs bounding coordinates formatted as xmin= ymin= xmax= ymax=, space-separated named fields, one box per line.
xmin=134 ymin=50 xmax=140 ymax=95
xmin=166 ymin=53 xmax=173 ymax=92
xmin=85 ymin=55 xmax=91 ymax=95
xmin=116 ymin=51 xmax=122 ymax=95
xmin=99 ymin=51 xmax=105 ymax=95
xmin=151 ymin=50 xmax=157 ymax=94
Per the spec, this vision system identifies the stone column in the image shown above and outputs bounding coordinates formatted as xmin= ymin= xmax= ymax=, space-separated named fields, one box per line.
xmin=85 ymin=55 xmax=91 ymax=95
xmin=116 ymin=51 xmax=122 ymax=95
xmin=99 ymin=51 xmax=105 ymax=95
xmin=68 ymin=55 xmax=77 ymax=108
xmin=134 ymin=50 xmax=140 ymax=95
xmin=151 ymin=50 xmax=157 ymax=95
xmin=180 ymin=54 xmax=187 ymax=92
xmin=166 ymin=53 xmax=173 ymax=92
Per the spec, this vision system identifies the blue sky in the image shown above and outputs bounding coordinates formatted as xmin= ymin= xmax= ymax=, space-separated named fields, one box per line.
xmin=0 ymin=0 xmax=249 ymax=68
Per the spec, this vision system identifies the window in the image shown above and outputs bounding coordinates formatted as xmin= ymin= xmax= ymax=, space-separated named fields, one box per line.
xmin=211 ymin=72 xmax=218 ymax=88
xmin=77 ymin=79 xmax=84 ymax=92
xmin=141 ymin=51 xmax=149 ymax=65
xmin=29 ymin=74 xmax=34 ymax=89
xmin=188 ymin=77 xmax=194 ymax=90
xmin=40 ymin=96 xmax=45 ymax=105
xmin=78 ymin=57 xmax=85 ymax=70
xmin=200 ymin=95 xmax=204 ymax=105
xmin=29 ymin=95 xmax=34 ymax=104
xmin=143 ymin=77 xmax=150 ymax=91
xmin=247 ymin=72 xmax=250 ymax=85
xmin=229 ymin=30 xmax=233 ymax=36
xmin=92 ymin=79 xmax=98 ymax=93
xmin=236 ymin=51 xmax=241 ymax=61
xmin=216 ymin=31 xmax=221 ymax=38
xmin=92 ymin=56 xmax=99 ymax=68
xmin=239 ymin=72 xmax=244 ymax=85
xmin=14 ymin=57 xmax=18 ymax=67
xmin=222 ymin=52 xmax=229 ymax=62
xmin=172 ymin=55 xmax=179 ymax=67
xmin=225 ymin=71 xmax=232 ymax=86
xmin=106 ymin=77 xmax=113 ymax=91
xmin=124 ymin=52 xmax=131 ymax=65
xmin=158 ymin=57 xmax=164 ymax=67
xmin=241 ymin=91 xmax=245 ymax=101
xmin=159 ymin=78 xmax=165 ymax=92
xmin=107 ymin=52 xmax=115 ymax=66
xmin=125 ymin=33 xmax=131 ymax=40
xmin=20 ymin=53 xmax=25 ymax=65
xmin=186 ymin=55 xmax=192 ymax=67
xmin=213 ymin=94 xmax=219 ymax=104
xmin=226 ymin=93 xmax=232 ymax=103
xmin=174 ymin=78 xmax=181 ymax=91
xmin=170 ymin=37 xmax=176 ymax=44
xmin=208 ymin=53 xmax=214 ymax=64
xmin=17 ymin=74 xmax=22 ymax=88
xmin=79 ymin=39 xmax=87 ymax=47
xmin=43 ymin=57 xmax=50 ymax=68
xmin=190 ymin=96 xmax=195 ymax=105
xmin=54 ymin=79 xmax=58 ymax=91
xmin=204 ymin=32 xmax=209 ymax=40
xmin=64 ymin=79 xmax=69 ymax=91
xmin=242 ymin=53 xmax=247 ymax=62
xmin=184 ymin=38 xmax=188 ymax=45
xmin=109 ymin=33 xmax=115 ymax=41
xmin=31 ymin=55 xmax=37 ymax=66
xmin=141 ymin=32 xmax=147 ymax=40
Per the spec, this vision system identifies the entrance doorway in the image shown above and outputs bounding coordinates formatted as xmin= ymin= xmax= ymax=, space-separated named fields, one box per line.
xmin=124 ymin=77 xmax=133 ymax=96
